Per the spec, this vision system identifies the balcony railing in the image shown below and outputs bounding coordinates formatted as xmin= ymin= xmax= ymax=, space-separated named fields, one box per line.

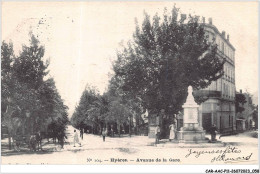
xmin=193 ymin=90 xmax=221 ymax=98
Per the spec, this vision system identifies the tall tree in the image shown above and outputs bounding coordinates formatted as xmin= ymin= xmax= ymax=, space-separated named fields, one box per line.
xmin=1 ymin=40 xmax=40 ymax=148
xmin=235 ymin=93 xmax=247 ymax=113
xmin=1 ymin=41 xmax=16 ymax=149
xmin=2 ymin=33 xmax=68 ymax=149
xmin=1 ymin=41 xmax=14 ymax=111
xmin=13 ymin=32 xmax=49 ymax=90
xmin=71 ymin=86 xmax=101 ymax=133
xmin=38 ymin=78 xmax=69 ymax=133
xmin=106 ymin=96 xmax=131 ymax=137
xmin=252 ymin=105 xmax=258 ymax=129
xmin=108 ymin=76 xmax=143 ymax=135
xmin=71 ymin=84 xmax=133 ymax=136
xmin=112 ymin=7 xmax=224 ymax=117
xmin=11 ymin=33 xmax=49 ymax=134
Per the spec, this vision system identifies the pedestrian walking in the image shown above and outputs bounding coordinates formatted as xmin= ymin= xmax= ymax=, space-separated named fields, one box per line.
xmin=210 ymin=124 xmax=217 ymax=142
xmin=80 ymin=129 xmax=83 ymax=140
xmin=102 ymin=128 xmax=107 ymax=142
xmin=73 ymin=129 xmax=81 ymax=147
xmin=155 ymin=125 xmax=160 ymax=144
xmin=29 ymin=134 xmax=37 ymax=151
xmin=58 ymin=131 xmax=67 ymax=149
xmin=111 ymin=126 xmax=114 ymax=137
xmin=169 ymin=122 xmax=176 ymax=141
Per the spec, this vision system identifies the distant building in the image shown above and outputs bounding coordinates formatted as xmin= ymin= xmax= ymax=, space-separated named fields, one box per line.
xmin=194 ymin=18 xmax=236 ymax=133
xmin=236 ymin=90 xmax=255 ymax=131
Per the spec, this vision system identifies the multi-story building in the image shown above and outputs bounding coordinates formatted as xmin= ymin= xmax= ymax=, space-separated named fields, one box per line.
xmin=195 ymin=18 xmax=236 ymax=133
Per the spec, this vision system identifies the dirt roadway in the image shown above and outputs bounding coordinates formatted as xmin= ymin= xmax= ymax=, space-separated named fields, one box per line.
xmin=1 ymin=125 xmax=258 ymax=165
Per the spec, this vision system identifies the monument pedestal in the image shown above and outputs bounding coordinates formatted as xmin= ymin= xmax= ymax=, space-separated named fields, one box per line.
xmin=176 ymin=86 xmax=207 ymax=143
xmin=148 ymin=113 xmax=161 ymax=138
xmin=148 ymin=125 xmax=157 ymax=138
xmin=177 ymin=130 xmax=207 ymax=143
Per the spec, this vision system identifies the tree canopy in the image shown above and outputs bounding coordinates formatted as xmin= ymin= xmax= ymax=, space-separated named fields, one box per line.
xmin=1 ymin=33 xmax=68 ymax=149
xmin=235 ymin=93 xmax=247 ymax=113
xmin=71 ymin=85 xmax=138 ymax=136
xmin=71 ymin=6 xmax=225 ymax=136
xmin=112 ymin=7 xmax=224 ymax=116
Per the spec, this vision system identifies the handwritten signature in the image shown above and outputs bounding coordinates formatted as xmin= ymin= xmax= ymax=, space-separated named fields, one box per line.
xmin=185 ymin=146 xmax=253 ymax=163
xmin=211 ymin=153 xmax=252 ymax=163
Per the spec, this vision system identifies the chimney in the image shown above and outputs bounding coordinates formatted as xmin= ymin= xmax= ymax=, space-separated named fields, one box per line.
xmin=240 ymin=89 xmax=242 ymax=94
xmin=181 ymin=14 xmax=187 ymax=22
xmin=222 ymin=31 xmax=226 ymax=39
xmin=208 ymin=18 xmax=212 ymax=25
xmin=227 ymin=34 xmax=229 ymax=41
xmin=202 ymin=17 xmax=205 ymax=23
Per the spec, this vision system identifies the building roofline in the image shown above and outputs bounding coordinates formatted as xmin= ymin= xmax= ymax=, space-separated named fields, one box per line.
xmin=202 ymin=23 xmax=236 ymax=51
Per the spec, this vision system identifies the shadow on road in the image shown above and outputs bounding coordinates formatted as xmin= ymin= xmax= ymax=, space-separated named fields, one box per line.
xmin=1 ymin=140 xmax=69 ymax=157
xmin=118 ymin=148 xmax=139 ymax=154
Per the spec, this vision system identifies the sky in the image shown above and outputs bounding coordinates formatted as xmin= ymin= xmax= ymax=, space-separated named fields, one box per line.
xmin=2 ymin=1 xmax=258 ymax=117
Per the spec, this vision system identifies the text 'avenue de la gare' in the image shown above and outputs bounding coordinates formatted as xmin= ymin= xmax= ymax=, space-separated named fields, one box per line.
xmin=108 ymin=158 xmax=181 ymax=163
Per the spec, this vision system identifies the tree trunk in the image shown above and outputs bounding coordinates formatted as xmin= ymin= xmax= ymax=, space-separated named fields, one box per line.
xmin=4 ymin=105 xmax=13 ymax=150
xmin=46 ymin=126 xmax=49 ymax=142
xmin=136 ymin=115 xmax=139 ymax=135
xmin=129 ymin=116 xmax=131 ymax=137
xmin=118 ymin=121 xmax=121 ymax=137
xmin=8 ymin=129 xmax=12 ymax=150
xmin=99 ymin=123 xmax=102 ymax=135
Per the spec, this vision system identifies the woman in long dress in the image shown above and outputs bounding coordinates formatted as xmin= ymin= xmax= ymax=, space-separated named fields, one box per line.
xmin=73 ymin=129 xmax=81 ymax=147
xmin=169 ymin=123 xmax=176 ymax=141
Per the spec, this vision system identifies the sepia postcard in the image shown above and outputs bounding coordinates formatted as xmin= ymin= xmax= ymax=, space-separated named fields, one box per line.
xmin=1 ymin=1 xmax=259 ymax=173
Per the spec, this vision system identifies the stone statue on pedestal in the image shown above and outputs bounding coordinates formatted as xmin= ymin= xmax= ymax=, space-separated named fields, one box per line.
xmin=177 ymin=86 xmax=206 ymax=143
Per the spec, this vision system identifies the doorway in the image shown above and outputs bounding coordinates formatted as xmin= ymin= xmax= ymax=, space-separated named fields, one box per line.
xmin=202 ymin=113 xmax=212 ymax=133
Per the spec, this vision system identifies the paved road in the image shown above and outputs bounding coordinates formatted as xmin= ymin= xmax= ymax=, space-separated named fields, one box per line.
xmin=1 ymin=125 xmax=258 ymax=165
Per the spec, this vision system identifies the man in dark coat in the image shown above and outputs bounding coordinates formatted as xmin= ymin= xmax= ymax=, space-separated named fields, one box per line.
xmin=155 ymin=125 xmax=161 ymax=144
xmin=29 ymin=135 xmax=37 ymax=151
xmin=210 ymin=124 xmax=217 ymax=142
xmin=80 ymin=129 xmax=83 ymax=140
xmin=58 ymin=131 xmax=67 ymax=149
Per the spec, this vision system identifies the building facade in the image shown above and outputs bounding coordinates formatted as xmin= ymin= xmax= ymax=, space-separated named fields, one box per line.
xmin=195 ymin=18 xmax=236 ymax=133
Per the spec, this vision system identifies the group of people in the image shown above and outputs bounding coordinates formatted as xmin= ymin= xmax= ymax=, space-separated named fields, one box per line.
xmin=71 ymin=123 xmax=219 ymax=148
xmin=155 ymin=122 xmax=177 ymax=144
xmin=72 ymin=127 xmax=108 ymax=148
xmin=73 ymin=129 xmax=84 ymax=147
xmin=155 ymin=123 xmax=219 ymax=144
